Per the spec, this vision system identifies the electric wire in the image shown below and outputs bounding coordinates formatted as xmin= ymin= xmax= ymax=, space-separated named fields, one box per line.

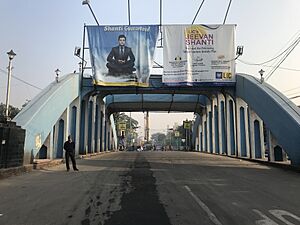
xmin=223 ymin=0 xmax=233 ymax=24
xmin=289 ymin=95 xmax=300 ymax=100
xmin=191 ymin=0 xmax=205 ymax=24
xmin=238 ymin=31 xmax=300 ymax=66
xmin=239 ymin=39 xmax=299 ymax=66
xmin=237 ymin=60 xmax=300 ymax=72
xmin=283 ymin=85 xmax=300 ymax=94
xmin=0 ymin=68 xmax=42 ymax=91
xmin=265 ymin=36 xmax=300 ymax=80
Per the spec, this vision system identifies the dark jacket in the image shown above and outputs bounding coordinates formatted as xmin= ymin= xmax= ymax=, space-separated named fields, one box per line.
xmin=64 ymin=141 xmax=75 ymax=153
xmin=107 ymin=46 xmax=135 ymax=64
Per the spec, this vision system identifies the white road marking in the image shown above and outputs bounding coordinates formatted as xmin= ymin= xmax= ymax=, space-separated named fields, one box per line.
xmin=184 ymin=185 xmax=223 ymax=225
xmin=269 ymin=209 xmax=300 ymax=225
xmin=253 ymin=209 xmax=279 ymax=225
xmin=253 ymin=209 xmax=300 ymax=225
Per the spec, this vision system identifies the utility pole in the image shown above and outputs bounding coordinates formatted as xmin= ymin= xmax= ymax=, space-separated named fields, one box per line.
xmin=144 ymin=111 xmax=149 ymax=142
xmin=185 ymin=128 xmax=188 ymax=150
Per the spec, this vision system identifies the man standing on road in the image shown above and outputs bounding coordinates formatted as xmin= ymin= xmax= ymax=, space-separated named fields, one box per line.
xmin=63 ymin=135 xmax=79 ymax=172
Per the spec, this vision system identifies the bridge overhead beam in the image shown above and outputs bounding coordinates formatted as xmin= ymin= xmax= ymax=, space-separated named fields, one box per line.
xmin=105 ymin=94 xmax=208 ymax=114
xmin=82 ymin=75 xmax=235 ymax=97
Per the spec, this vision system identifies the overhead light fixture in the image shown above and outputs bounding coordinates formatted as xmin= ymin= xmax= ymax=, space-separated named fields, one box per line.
xmin=74 ymin=47 xmax=81 ymax=57
xmin=236 ymin=46 xmax=244 ymax=56
xmin=82 ymin=0 xmax=90 ymax=5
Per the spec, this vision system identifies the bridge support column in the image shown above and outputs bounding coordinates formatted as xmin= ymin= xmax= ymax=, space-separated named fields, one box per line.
xmin=95 ymin=98 xmax=102 ymax=153
xmin=236 ymin=98 xmax=250 ymax=158
xmin=248 ymin=107 xmax=265 ymax=159
xmin=48 ymin=130 xmax=54 ymax=159
xmin=206 ymin=103 xmax=213 ymax=153
xmin=83 ymin=98 xmax=90 ymax=154
xmin=87 ymin=100 xmax=93 ymax=154
xmin=99 ymin=105 xmax=105 ymax=152
xmin=212 ymin=96 xmax=219 ymax=154
xmin=79 ymin=99 xmax=86 ymax=154
xmin=106 ymin=118 xmax=111 ymax=151
xmin=69 ymin=97 xmax=80 ymax=155
xmin=226 ymin=95 xmax=236 ymax=156
xmin=91 ymin=96 xmax=97 ymax=153
xmin=64 ymin=107 xmax=70 ymax=148
xmin=197 ymin=114 xmax=201 ymax=152
xmin=104 ymin=115 xmax=109 ymax=151
xmin=52 ymin=119 xmax=58 ymax=159
xmin=217 ymin=94 xmax=226 ymax=155
xmin=265 ymin=129 xmax=274 ymax=162
xmin=202 ymin=113 xmax=207 ymax=152
xmin=198 ymin=125 xmax=202 ymax=151
xmin=52 ymin=107 xmax=69 ymax=159
xmin=266 ymin=129 xmax=288 ymax=162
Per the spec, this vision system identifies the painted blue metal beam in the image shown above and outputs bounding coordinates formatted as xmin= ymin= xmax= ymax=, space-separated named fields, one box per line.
xmin=236 ymin=73 xmax=300 ymax=165
xmin=13 ymin=73 xmax=80 ymax=163
xmin=105 ymin=94 xmax=208 ymax=113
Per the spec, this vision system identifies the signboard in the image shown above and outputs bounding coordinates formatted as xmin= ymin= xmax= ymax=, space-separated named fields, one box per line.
xmin=118 ymin=122 xmax=126 ymax=130
xmin=163 ymin=24 xmax=236 ymax=85
xmin=183 ymin=121 xmax=191 ymax=129
xmin=35 ymin=133 xmax=42 ymax=149
xmin=175 ymin=131 xmax=180 ymax=137
xmin=87 ymin=25 xmax=159 ymax=86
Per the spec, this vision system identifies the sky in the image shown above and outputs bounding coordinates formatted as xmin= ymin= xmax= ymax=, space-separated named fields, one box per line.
xmin=1 ymin=0 xmax=300 ymax=136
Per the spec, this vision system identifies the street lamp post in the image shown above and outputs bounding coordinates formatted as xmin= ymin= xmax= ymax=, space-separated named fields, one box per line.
xmin=78 ymin=62 xmax=83 ymax=73
xmin=4 ymin=50 xmax=16 ymax=121
xmin=259 ymin=69 xmax=265 ymax=83
xmin=55 ymin=69 xmax=61 ymax=83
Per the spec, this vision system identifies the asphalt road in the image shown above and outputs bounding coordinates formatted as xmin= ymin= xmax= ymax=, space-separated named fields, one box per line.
xmin=0 ymin=151 xmax=299 ymax=225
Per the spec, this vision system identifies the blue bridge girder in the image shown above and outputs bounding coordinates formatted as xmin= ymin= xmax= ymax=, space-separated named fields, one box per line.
xmin=105 ymin=93 xmax=207 ymax=114
xmin=236 ymin=74 xmax=300 ymax=165
xmin=82 ymin=74 xmax=235 ymax=97
xmin=13 ymin=72 xmax=300 ymax=166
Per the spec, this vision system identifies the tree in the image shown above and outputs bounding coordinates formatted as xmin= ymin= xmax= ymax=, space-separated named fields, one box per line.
xmin=177 ymin=121 xmax=193 ymax=150
xmin=113 ymin=112 xmax=139 ymax=146
xmin=0 ymin=103 xmax=20 ymax=121
xmin=151 ymin=132 xmax=166 ymax=146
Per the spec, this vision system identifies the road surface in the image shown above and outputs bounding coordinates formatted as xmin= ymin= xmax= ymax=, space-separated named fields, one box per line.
xmin=0 ymin=151 xmax=299 ymax=225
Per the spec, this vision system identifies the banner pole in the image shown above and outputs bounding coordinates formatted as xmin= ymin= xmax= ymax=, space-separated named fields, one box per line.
xmin=127 ymin=0 xmax=131 ymax=25
xmin=159 ymin=0 xmax=163 ymax=47
xmin=81 ymin=24 xmax=86 ymax=89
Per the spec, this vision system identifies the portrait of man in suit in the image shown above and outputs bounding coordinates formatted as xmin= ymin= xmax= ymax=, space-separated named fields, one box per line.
xmin=106 ymin=34 xmax=136 ymax=75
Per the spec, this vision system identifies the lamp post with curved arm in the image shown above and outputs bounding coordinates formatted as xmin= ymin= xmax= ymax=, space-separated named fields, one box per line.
xmin=4 ymin=49 xmax=16 ymax=121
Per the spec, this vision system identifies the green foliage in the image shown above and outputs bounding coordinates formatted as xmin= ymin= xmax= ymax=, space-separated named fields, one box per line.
xmin=113 ymin=112 xmax=139 ymax=146
xmin=151 ymin=132 xmax=166 ymax=145
xmin=114 ymin=112 xmax=139 ymax=130
xmin=0 ymin=103 xmax=21 ymax=121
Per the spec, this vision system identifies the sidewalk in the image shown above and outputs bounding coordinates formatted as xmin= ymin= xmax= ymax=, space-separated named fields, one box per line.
xmin=0 ymin=164 xmax=33 ymax=179
xmin=0 ymin=151 xmax=115 ymax=179
xmin=0 ymin=159 xmax=63 ymax=179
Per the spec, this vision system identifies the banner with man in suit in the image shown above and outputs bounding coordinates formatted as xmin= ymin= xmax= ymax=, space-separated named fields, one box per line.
xmin=87 ymin=25 xmax=159 ymax=86
xmin=163 ymin=24 xmax=236 ymax=86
